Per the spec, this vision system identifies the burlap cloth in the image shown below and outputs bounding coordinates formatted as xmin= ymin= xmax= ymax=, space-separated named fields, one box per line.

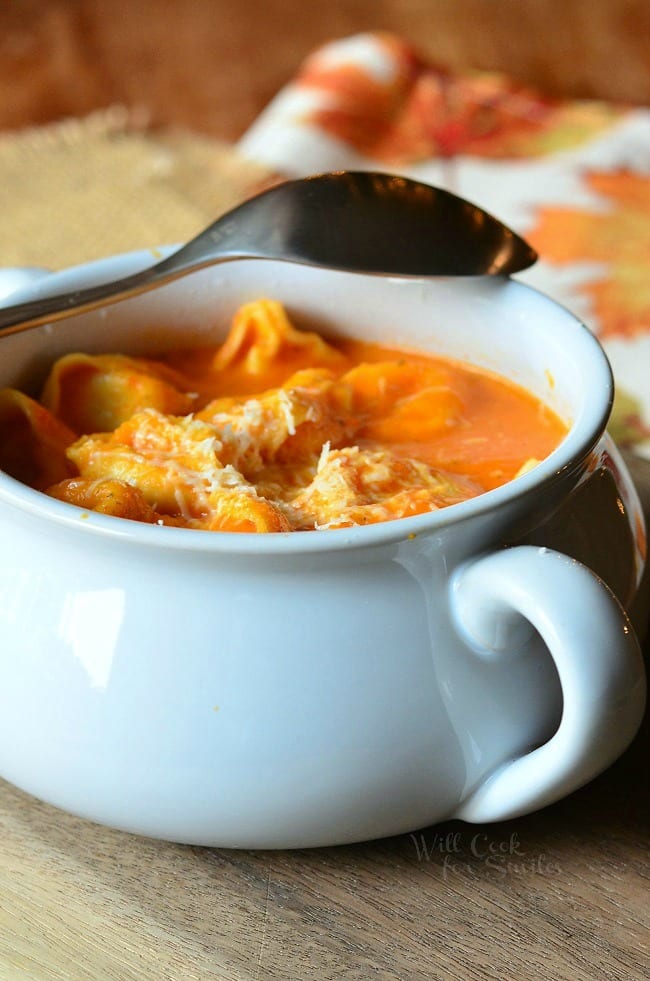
xmin=0 ymin=106 xmax=273 ymax=269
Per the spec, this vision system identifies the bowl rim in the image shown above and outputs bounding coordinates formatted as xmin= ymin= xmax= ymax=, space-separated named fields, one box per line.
xmin=0 ymin=254 xmax=614 ymax=555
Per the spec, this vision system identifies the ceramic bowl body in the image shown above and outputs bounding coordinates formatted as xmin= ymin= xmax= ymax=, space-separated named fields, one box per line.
xmin=0 ymin=256 xmax=646 ymax=847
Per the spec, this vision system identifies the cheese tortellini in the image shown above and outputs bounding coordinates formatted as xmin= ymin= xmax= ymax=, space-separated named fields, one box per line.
xmin=0 ymin=299 xmax=565 ymax=532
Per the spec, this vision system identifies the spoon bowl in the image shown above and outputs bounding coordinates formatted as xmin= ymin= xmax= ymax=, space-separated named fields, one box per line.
xmin=0 ymin=171 xmax=537 ymax=336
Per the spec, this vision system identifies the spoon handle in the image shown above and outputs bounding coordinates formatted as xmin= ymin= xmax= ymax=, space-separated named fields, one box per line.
xmin=0 ymin=251 xmax=242 ymax=336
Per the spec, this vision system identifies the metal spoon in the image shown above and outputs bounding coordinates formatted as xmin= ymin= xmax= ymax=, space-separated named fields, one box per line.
xmin=0 ymin=171 xmax=537 ymax=336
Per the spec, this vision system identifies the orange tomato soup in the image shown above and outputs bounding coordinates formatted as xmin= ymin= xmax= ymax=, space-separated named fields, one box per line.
xmin=0 ymin=299 xmax=567 ymax=532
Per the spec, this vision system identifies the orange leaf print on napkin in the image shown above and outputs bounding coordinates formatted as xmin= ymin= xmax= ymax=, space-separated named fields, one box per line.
xmin=297 ymin=34 xmax=624 ymax=163
xmin=528 ymin=171 xmax=650 ymax=340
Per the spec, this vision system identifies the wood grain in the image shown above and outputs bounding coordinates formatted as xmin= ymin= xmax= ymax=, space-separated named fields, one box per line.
xmin=0 ymin=0 xmax=649 ymax=141
xmin=1 ymin=704 xmax=648 ymax=979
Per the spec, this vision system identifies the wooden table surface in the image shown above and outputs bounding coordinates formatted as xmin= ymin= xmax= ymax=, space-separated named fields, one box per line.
xmin=0 ymin=3 xmax=649 ymax=978
xmin=1 ymin=711 xmax=648 ymax=981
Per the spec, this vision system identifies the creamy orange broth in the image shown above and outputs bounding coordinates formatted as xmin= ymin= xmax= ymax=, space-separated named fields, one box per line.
xmin=0 ymin=299 xmax=567 ymax=532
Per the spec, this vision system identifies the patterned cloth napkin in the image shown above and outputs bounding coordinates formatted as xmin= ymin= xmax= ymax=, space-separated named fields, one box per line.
xmin=239 ymin=32 xmax=650 ymax=467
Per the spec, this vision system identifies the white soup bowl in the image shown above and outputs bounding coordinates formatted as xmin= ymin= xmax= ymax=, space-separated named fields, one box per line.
xmin=0 ymin=254 xmax=645 ymax=847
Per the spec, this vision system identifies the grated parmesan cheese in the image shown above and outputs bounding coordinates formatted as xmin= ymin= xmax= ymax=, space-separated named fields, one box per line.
xmin=277 ymin=389 xmax=297 ymax=435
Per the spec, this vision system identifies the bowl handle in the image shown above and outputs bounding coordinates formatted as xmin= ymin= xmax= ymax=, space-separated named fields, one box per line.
xmin=451 ymin=546 xmax=646 ymax=822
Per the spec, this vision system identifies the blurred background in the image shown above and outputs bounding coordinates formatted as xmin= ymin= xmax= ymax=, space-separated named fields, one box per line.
xmin=1 ymin=0 xmax=649 ymax=138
